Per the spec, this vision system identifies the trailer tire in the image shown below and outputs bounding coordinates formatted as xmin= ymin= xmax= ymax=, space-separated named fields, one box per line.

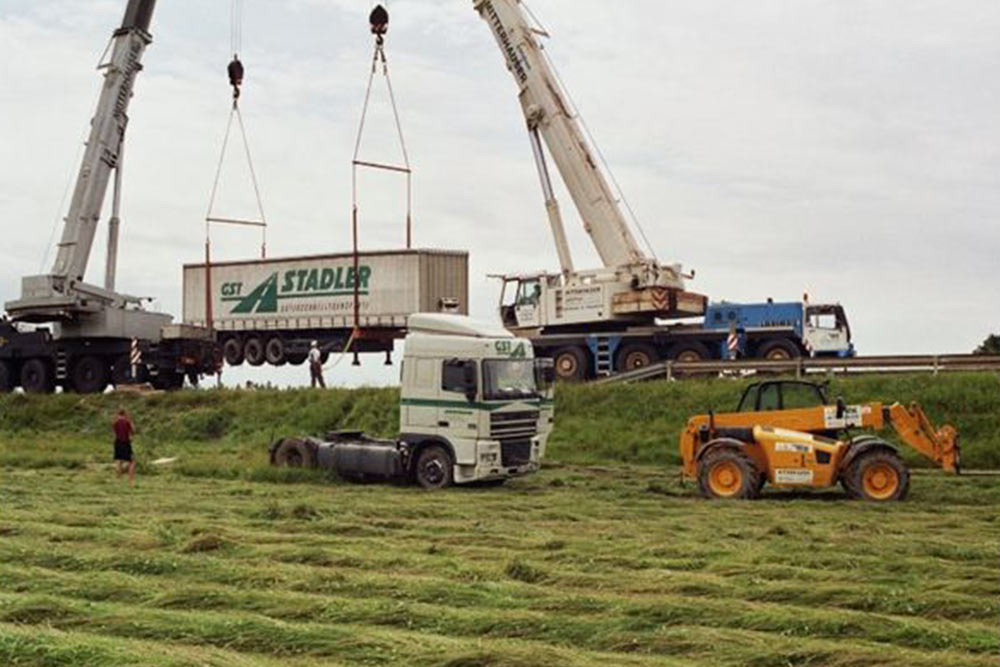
xmin=0 ymin=361 xmax=13 ymax=393
xmin=273 ymin=439 xmax=316 ymax=468
xmin=71 ymin=355 xmax=109 ymax=394
xmin=222 ymin=337 xmax=244 ymax=366
xmin=20 ymin=358 xmax=54 ymax=394
xmin=415 ymin=444 xmax=454 ymax=490
xmin=244 ymin=337 xmax=265 ymax=366
xmin=552 ymin=346 xmax=587 ymax=382
xmin=757 ymin=338 xmax=801 ymax=361
xmin=616 ymin=342 xmax=659 ymax=373
xmin=265 ymin=337 xmax=286 ymax=366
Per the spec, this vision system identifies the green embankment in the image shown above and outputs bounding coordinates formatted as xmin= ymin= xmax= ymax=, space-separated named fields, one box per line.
xmin=1 ymin=372 xmax=997 ymax=470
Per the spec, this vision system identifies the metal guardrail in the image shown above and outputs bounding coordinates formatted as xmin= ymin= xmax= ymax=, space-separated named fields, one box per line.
xmin=593 ymin=355 xmax=1000 ymax=385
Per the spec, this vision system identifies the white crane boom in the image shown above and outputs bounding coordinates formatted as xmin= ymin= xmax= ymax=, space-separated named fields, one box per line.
xmin=7 ymin=0 xmax=157 ymax=322
xmin=473 ymin=0 xmax=683 ymax=289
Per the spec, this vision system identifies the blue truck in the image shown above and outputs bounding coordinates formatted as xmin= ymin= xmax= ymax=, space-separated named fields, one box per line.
xmin=524 ymin=299 xmax=855 ymax=381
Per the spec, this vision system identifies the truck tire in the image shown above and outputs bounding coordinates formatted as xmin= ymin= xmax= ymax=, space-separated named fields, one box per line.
xmin=697 ymin=447 xmax=761 ymax=500
xmin=843 ymin=448 xmax=909 ymax=502
xmin=265 ymin=337 xmax=286 ymax=366
xmin=0 ymin=361 xmax=13 ymax=393
xmin=222 ymin=337 xmax=244 ymax=366
xmin=244 ymin=337 xmax=265 ymax=366
xmin=112 ymin=354 xmax=147 ymax=386
xmin=669 ymin=341 xmax=710 ymax=363
xmin=757 ymin=339 xmax=801 ymax=361
xmin=616 ymin=342 xmax=659 ymax=373
xmin=273 ymin=439 xmax=316 ymax=468
xmin=71 ymin=355 xmax=109 ymax=394
xmin=20 ymin=358 xmax=54 ymax=394
xmin=415 ymin=444 xmax=454 ymax=490
xmin=552 ymin=346 xmax=587 ymax=382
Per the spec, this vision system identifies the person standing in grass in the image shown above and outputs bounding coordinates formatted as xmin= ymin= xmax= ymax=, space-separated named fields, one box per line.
xmin=112 ymin=409 xmax=136 ymax=487
xmin=309 ymin=340 xmax=326 ymax=389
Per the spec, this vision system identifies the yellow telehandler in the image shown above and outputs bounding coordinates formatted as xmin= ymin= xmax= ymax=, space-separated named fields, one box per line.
xmin=680 ymin=380 xmax=960 ymax=501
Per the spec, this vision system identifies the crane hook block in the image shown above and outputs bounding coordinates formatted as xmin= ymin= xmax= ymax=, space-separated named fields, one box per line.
xmin=370 ymin=5 xmax=389 ymax=36
xmin=228 ymin=55 xmax=244 ymax=100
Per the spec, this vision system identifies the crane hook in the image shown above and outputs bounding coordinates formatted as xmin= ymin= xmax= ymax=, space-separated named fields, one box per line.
xmin=227 ymin=54 xmax=244 ymax=102
xmin=370 ymin=4 xmax=389 ymax=44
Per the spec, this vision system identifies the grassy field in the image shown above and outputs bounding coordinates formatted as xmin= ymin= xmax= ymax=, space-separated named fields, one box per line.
xmin=1 ymin=373 xmax=998 ymax=665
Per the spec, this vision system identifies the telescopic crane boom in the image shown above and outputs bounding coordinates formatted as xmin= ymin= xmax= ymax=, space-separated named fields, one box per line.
xmin=6 ymin=0 xmax=160 ymax=326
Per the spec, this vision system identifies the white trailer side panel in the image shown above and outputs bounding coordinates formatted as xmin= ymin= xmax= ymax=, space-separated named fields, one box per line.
xmin=183 ymin=250 xmax=468 ymax=332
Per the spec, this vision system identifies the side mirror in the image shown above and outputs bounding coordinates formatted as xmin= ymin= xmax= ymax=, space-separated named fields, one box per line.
xmin=463 ymin=361 xmax=477 ymax=403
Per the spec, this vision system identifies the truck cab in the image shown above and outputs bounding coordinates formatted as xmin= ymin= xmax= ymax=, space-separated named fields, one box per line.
xmin=803 ymin=303 xmax=853 ymax=357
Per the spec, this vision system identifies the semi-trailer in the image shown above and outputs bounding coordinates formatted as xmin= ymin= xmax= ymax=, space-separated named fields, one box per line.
xmin=269 ymin=313 xmax=546 ymax=488
xmin=183 ymin=249 xmax=469 ymax=368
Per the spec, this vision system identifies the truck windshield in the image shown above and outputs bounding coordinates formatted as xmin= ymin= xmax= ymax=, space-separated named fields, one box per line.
xmin=483 ymin=359 xmax=538 ymax=400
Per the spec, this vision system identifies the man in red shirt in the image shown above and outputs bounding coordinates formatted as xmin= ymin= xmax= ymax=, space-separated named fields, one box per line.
xmin=112 ymin=409 xmax=136 ymax=486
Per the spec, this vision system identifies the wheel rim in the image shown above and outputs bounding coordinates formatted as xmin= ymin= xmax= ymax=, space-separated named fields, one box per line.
xmin=862 ymin=463 xmax=899 ymax=499
xmin=624 ymin=350 xmax=652 ymax=369
xmin=555 ymin=354 xmax=578 ymax=378
xmin=708 ymin=461 xmax=743 ymax=497
xmin=422 ymin=458 xmax=445 ymax=486
xmin=677 ymin=350 xmax=703 ymax=363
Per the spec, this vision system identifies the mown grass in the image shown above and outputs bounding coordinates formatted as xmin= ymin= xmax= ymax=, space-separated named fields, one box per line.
xmin=1 ymin=373 xmax=998 ymax=665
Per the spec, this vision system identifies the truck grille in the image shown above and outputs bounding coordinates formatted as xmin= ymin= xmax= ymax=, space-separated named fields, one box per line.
xmin=491 ymin=410 xmax=539 ymax=441
xmin=501 ymin=440 xmax=533 ymax=467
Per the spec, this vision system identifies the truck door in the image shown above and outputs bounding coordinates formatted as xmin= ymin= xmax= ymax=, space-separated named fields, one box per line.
xmin=513 ymin=279 xmax=542 ymax=328
xmin=403 ymin=357 xmax=440 ymax=431
xmin=804 ymin=305 xmax=852 ymax=356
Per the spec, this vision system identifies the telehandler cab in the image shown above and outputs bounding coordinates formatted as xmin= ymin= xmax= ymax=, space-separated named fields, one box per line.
xmin=680 ymin=380 xmax=961 ymax=501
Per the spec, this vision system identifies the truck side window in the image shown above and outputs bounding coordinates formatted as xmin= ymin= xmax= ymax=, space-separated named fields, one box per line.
xmin=442 ymin=359 xmax=473 ymax=393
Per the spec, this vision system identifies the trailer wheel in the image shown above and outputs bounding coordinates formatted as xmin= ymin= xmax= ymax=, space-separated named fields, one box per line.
xmin=0 ymin=361 xmax=13 ymax=393
xmin=757 ymin=339 xmax=801 ymax=361
xmin=843 ymin=448 xmax=909 ymax=502
xmin=552 ymin=346 xmax=587 ymax=382
xmin=616 ymin=343 xmax=659 ymax=373
xmin=244 ymin=337 xmax=266 ymax=366
xmin=273 ymin=439 xmax=316 ymax=468
xmin=415 ymin=445 xmax=454 ymax=490
xmin=222 ymin=337 xmax=244 ymax=366
xmin=71 ymin=355 xmax=109 ymax=394
xmin=697 ymin=447 xmax=761 ymax=500
xmin=20 ymin=358 xmax=54 ymax=394
xmin=265 ymin=337 xmax=286 ymax=366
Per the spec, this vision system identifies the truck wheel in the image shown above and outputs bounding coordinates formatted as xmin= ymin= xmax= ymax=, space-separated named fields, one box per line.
xmin=112 ymin=355 xmax=147 ymax=385
xmin=265 ymin=337 xmax=286 ymax=366
xmin=616 ymin=343 xmax=659 ymax=372
xmin=669 ymin=341 xmax=710 ymax=363
xmin=698 ymin=448 xmax=761 ymax=500
xmin=843 ymin=449 xmax=909 ymax=502
xmin=757 ymin=339 xmax=801 ymax=361
xmin=415 ymin=445 xmax=454 ymax=490
xmin=0 ymin=361 xmax=13 ymax=393
xmin=552 ymin=347 xmax=587 ymax=382
xmin=244 ymin=337 xmax=265 ymax=366
xmin=273 ymin=439 xmax=316 ymax=468
xmin=222 ymin=337 xmax=244 ymax=366
xmin=71 ymin=356 xmax=109 ymax=394
xmin=20 ymin=359 xmax=54 ymax=394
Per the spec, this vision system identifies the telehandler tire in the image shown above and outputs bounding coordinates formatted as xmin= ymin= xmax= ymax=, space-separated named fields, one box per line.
xmin=843 ymin=448 xmax=909 ymax=502
xmin=698 ymin=448 xmax=762 ymax=500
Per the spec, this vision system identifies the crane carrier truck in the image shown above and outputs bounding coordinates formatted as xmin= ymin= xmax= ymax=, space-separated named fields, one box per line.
xmin=473 ymin=1 xmax=853 ymax=380
xmin=0 ymin=0 xmax=217 ymax=394
xmin=270 ymin=314 xmax=549 ymax=489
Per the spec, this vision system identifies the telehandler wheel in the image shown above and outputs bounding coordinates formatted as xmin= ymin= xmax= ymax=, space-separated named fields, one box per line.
xmin=698 ymin=448 xmax=762 ymax=500
xmin=415 ymin=445 xmax=454 ymax=490
xmin=843 ymin=449 xmax=910 ymax=502
xmin=273 ymin=439 xmax=316 ymax=468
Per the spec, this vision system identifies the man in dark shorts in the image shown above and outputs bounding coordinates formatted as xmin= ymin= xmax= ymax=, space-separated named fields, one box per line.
xmin=112 ymin=409 xmax=136 ymax=486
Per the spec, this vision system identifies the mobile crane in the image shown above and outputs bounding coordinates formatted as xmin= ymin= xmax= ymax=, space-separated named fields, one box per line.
xmin=474 ymin=2 xmax=853 ymax=379
xmin=0 ymin=0 xmax=216 ymax=394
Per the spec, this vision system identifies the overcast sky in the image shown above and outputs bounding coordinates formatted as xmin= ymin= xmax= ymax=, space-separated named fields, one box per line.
xmin=1 ymin=0 xmax=997 ymax=387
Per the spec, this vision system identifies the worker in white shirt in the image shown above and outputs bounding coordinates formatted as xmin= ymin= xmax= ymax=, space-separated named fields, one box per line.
xmin=308 ymin=340 xmax=326 ymax=388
